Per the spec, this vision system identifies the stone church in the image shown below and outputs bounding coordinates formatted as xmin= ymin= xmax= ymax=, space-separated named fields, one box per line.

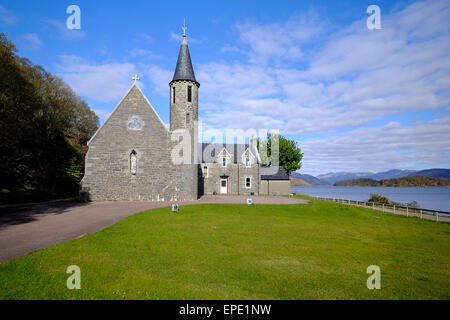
xmin=80 ymin=31 xmax=290 ymax=201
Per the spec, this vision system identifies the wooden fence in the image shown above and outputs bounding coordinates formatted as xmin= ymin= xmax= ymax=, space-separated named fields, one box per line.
xmin=314 ymin=196 xmax=450 ymax=222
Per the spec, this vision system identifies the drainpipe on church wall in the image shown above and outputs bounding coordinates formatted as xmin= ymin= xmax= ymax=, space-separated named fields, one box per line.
xmin=237 ymin=163 xmax=240 ymax=195
xmin=258 ymin=162 xmax=260 ymax=195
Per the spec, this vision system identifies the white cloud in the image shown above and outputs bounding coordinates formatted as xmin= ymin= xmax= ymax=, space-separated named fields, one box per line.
xmin=56 ymin=55 xmax=137 ymax=102
xmin=129 ymin=48 xmax=149 ymax=57
xmin=92 ymin=109 xmax=111 ymax=123
xmin=236 ymin=10 xmax=328 ymax=64
xmin=198 ymin=63 xmax=278 ymax=101
xmin=0 ymin=5 xmax=15 ymax=25
xmin=220 ymin=45 xmax=241 ymax=54
xmin=300 ymin=117 xmax=450 ymax=175
xmin=41 ymin=18 xmax=86 ymax=40
xmin=128 ymin=48 xmax=163 ymax=61
xmin=137 ymin=33 xmax=153 ymax=43
xmin=21 ymin=33 xmax=42 ymax=51
xmin=187 ymin=0 xmax=450 ymax=139
xmin=143 ymin=1 xmax=449 ymax=145
xmin=183 ymin=0 xmax=449 ymax=173
xmin=147 ymin=64 xmax=172 ymax=96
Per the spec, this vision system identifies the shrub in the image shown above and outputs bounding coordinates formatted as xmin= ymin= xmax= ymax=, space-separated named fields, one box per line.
xmin=407 ymin=201 xmax=420 ymax=208
xmin=368 ymin=193 xmax=391 ymax=204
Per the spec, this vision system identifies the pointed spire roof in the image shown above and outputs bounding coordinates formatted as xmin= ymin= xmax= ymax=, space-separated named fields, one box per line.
xmin=171 ymin=33 xmax=199 ymax=85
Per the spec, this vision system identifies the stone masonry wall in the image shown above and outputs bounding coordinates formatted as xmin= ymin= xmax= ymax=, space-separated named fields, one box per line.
xmin=169 ymin=80 xmax=199 ymax=201
xmin=80 ymin=85 xmax=193 ymax=201
xmin=199 ymin=162 xmax=260 ymax=195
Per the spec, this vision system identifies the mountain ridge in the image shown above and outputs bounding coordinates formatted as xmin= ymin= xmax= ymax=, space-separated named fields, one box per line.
xmin=334 ymin=176 xmax=450 ymax=187
xmin=290 ymin=173 xmax=330 ymax=185
xmin=294 ymin=168 xmax=450 ymax=185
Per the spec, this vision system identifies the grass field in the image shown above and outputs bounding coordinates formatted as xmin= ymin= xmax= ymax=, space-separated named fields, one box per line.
xmin=0 ymin=196 xmax=449 ymax=299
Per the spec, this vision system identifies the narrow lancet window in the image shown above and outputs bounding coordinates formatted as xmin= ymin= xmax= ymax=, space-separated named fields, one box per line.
xmin=130 ymin=150 xmax=137 ymax=175
xmin=187 ymin=85 xmax=192 ymax=102
xmin=186 ymin=113 xmax=190 ymax=124
xmin=173 ymin=87 xmax=176 ymax=104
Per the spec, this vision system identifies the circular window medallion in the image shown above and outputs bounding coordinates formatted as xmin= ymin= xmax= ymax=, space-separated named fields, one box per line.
xmin=127 ymin=116 xmax=142 ymax=130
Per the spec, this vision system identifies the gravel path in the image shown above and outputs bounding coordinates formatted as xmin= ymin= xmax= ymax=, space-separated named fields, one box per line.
xmin=0 ymin=195 xmax=308 ymax=263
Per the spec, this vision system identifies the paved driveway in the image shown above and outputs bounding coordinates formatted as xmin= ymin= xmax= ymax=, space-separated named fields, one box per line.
xmin=0 ymin=195 xmax=307 ymax=263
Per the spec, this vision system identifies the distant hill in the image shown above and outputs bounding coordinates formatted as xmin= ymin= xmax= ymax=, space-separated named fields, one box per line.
xmin=334 ymin=178 xmax=379 ymax=186
xmin=316 ymin=172 xmax=372 ymax=184
xmin=290 ymin=177 xmax=311 ymax=186
xmin=366 ymin=169 xmax=417 ymax=180
xmin=334 ymin=176 xmax=450 ymax=187
xmin=322 ymin=168 xmax=450 ymax=184
xmin=299 ymin=169 xmax=450 ymax=185
xmin=291 ymin=173 xmax=330 ymax=185
xmin=407 ymin=169 xmax=450 ymax=179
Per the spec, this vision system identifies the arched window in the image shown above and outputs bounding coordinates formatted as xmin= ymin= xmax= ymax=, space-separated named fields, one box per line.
xmin=245 ymin=157 xmax=251 ymax=167
xmin=130 ymin=150 xmax=137 ymax=175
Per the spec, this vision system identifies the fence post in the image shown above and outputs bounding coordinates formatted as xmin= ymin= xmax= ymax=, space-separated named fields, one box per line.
xmin=420 ymin=209 xmax=423 ymax=219
xmin=436 ymin=213 xmax=439 ymax=222
xmin=372 ymin=202 xmax=374 ymax=209
xmin=393 ymin=205 xmax=396 ymax=214
xmin=382 ymin=203 xmax=384 ymax=212
xmin=406 ymin=207 xmax=409 ymax=217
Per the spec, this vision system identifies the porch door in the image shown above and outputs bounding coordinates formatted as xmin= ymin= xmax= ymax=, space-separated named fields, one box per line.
xmin=220 ymin=179 xmax=228 ymax=194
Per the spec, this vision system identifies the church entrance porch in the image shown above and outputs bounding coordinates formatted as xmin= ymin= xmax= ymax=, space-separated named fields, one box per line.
xmin=220 ymin=178 xmax=228 ymax=194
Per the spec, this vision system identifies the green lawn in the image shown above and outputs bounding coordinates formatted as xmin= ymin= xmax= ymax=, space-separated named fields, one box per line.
xmin=0 ymin=196 xmax=449 ymax=299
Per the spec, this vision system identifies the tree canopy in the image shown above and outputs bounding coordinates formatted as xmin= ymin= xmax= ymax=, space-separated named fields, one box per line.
xmin=258 ymin=133 xmax=303 ymax=176
xmin=0 ymin=33 xmax=98 ymax=198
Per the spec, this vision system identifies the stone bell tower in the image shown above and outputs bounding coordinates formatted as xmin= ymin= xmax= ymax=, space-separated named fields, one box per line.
xmin=169 ymin=22 xmax=199 ymax=200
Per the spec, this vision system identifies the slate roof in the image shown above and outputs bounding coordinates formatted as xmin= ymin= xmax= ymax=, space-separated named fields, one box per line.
xmin=172 ymin=36 xmax=198 ymax=84
xmin=260 ymin=166 xmax=290 ymax=180
xmin=198 ymin=142 xmax=258 ymax=164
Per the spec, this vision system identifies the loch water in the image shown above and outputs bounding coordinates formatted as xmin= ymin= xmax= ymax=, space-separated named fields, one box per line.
xmin=291 ymin=186 xmax=450 ymax=212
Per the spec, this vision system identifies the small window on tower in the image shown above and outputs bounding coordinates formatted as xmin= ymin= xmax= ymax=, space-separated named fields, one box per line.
xmin=186 ymin=113 xmax=190 ymax=124
xmin=203 ymin=166 xmax=208 ymax=178
xmin=187 ymin=85 xmax=192 ymax=102
xmin=173 ymin=87 xmax=176 ymax=104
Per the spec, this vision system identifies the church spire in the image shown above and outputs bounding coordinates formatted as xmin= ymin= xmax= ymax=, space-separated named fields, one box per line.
xmin=171 ymin=20 xmax=198 ymax=84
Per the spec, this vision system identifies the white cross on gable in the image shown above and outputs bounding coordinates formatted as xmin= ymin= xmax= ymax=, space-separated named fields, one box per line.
xmin=132 ymin=74 xmax=140 ymax=84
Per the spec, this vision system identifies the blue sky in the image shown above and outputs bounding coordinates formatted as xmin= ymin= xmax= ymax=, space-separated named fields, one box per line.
xmin=1 ymin=0 xmax=449 ymax=175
